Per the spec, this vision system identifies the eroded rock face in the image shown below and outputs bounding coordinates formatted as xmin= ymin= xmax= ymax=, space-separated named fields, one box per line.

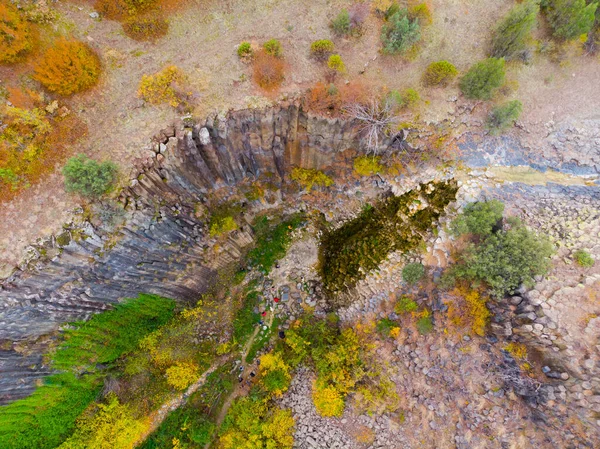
xmin=0 ymin=104 xmax=360 ymax=403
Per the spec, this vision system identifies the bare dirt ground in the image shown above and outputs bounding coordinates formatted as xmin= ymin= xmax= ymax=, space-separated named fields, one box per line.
xmin=1 ymin=0 xmax=599 ymax=275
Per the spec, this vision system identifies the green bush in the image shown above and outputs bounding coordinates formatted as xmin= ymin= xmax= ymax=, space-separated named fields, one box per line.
xmin=381 ymin=9 xmax=421 ymax=54
xmin=401 ymin=88 xmax=420 ymax=107
xmin=490 ymin=1 xmax=539 ymax=59
xmin=238 ymin=41 xmax=253 ymax=58
xmin=386 ymin=88 xmax=420 ymax=109
xmin=422 ymin=60 xmax=458 ymax=86
xmin=453 ymin=221 xmax=554 ymax=297
xmin=402 ymin=262 xmax=425 ymax=285
xmin=487 ymin=100 xmax=523 ymax=134
xmin=310 ymin=39 xmax=335 ymax=59
xmin=395 ymin=296 xmax=418 ymax=314
xmin=376 ymin=318 xmax=397 ymax=337
xmin=327 ymin=54 xmax=346 ymax=73
xmin=416 ymin=316 xmax=433 ymax=334
xmin=331 ymin=9 xmax=351 ymax=36
xmin=450 ymin=200 xmax=505 ymax=237
xmin=263 ymin=39 xmax=283 ymax=57
xmin=573 ymin=249 xmax=595 ymax=267
xmin=459 ymin=58 xmax=505 ymax=100
xmin=546 ymin=0 xmax=598 ymax=40
xmin=63 ymin=154 xmax=118 ymax=198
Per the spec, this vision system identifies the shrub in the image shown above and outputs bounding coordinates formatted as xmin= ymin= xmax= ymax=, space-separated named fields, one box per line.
xmin=312 ymin=382 xmax=345 ymax=417
xmin=376 ymin=318 xmax=397 ymax=337
xmin=453 ymin=221 xmax=554 ymax=297
xmin=546 ymin=0 xmax=598 ymax=40
xmin=253 ymin=50 xmax=285 ymax=90
xmin=123 ymin=14 xmax=168 ymax=41
xmin=457 ymin=287 xmax=491 ymax=336
xmin=353 ymin=155 xmax=384 ymax=176
xmin=304 ymin=81 xmax=370 ymax=116
xmin=165 ymin=361 xmax=199 ymax=390
xmin=487 ymin=100 xmax=523 ymax=134
xmin=402 ymin=262 xmax=425 ymax=285
xmin=408 ymin=2 xmax=432 ymax=25
xmin=490 ymin=1 xmax=539 ymax=59
xmin=209 ymin=215 xmax=238 ymax=237
xmin=422 ymin=60 xmax=458 ymax=86
xmin=459 ymin=58 xmax=505 ymax=100
xmin=63 ymin=154 xmax=118 ymax=198
xmin=290 ymin=167 xmax=333 ymax=191
xmin=0 ymin=2 xmax=32 ymax=63
xmin=327 ymin=54 xmax=346 ymax=73
xmin=573 ymin=249 xmax=595 ymax=267
xmin=310 ymin=39 xmax=335 ymax=59
xmin=33 ymin=38 xmax=101 ymax=96
xmin=263 ymin=38 xmax=282 ymax=57
xmin=373 ymin=0 xmax=394 ymax=16
xmin=395 ymin=296 xmax=418 ymax=314
xmin=219 ymin=397 xmax=295 ymax=449
xmin=138 ymin=65 xmax=187 ymax=107
xmin=381 ymin=9 xmax=421 ymax=54
xmin=259 ymin=353 xmax=291 ymax=396
xmin=58 ymin=394 xmax=149 ymax=449
xmin=416 ymin=315 xmax=433 ymax=334
xmin=401 ymin=87 xmax=420 ymax=107
xmin=237 ymin=41 xmax=252 ymax=58
xmin=331 ymin=9 xmax=351 ymax=36
xmin=450 ymin=200 xmax=505 ymax=237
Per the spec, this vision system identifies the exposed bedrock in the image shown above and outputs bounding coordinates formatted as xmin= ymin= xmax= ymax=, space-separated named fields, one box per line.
xmin=0 ymin=104 xmax=361 ymax=403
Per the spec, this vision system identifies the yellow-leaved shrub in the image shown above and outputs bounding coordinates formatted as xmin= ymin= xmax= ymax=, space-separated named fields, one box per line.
xmin=165 ymin=361 xmax=199 ymax=390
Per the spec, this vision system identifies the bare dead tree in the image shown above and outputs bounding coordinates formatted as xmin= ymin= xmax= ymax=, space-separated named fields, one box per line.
xmin=344 ymin=98 xmax=398 ymax=155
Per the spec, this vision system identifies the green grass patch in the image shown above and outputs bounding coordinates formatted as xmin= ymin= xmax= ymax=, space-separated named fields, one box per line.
xmin=0 ymin=294 xmax=175 ymax=449
xmin=247 ymin=213 xmax=305 ymax=273
xmin=246 ymin=317 xmax=282 ymax=363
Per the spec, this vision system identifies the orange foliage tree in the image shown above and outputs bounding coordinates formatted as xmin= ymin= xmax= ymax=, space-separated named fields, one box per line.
xmin=0 ymin=1 xmax=33 ymax=63
xmin=33 ymin=38 xmax=101 ymax=96
xmin=253 ymin=50 xmax=285 ymax=91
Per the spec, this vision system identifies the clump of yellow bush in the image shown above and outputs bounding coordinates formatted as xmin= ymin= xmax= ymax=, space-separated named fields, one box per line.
xmin=312 ymin=382 xmax=345 ymax=417
xmin=138 ymin=65 xmax=187 ymax=107
xmin=290 ymin=167 xmax=333 ymax=191
xmin=448 ymin=286 xmax=490 ymax=337
xmin=58 ymin=394 xmax=149 ymax=449
xmin=34 ymin=38 xmax=101 ymax=95
xmin=353 ymin=155 xmax=384 ymax=176
xmin=259 ymin=352 xmax=291 ymax=396
xmin=165 ymin=361 xmax=199 ymax=390
xmin=504 ymin=342 xmax=527 ymax=360
xmin=0 ymin=2 xmax=33 ymax=63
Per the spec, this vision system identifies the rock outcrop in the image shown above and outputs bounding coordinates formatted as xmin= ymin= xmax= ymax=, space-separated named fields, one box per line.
xmin=0 ymin=104 xmax=360 ymax=403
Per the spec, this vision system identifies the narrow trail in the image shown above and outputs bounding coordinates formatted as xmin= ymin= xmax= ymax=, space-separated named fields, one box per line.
xmin=134 ymin=359 xmax=224 ymax=446
xmin=205 ymin=308 xmax=277 ymax=449
xmin=135 ymin=301 xmax=277 ymax=448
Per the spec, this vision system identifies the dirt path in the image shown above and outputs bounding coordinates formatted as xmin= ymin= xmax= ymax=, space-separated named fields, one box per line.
xmin=135 ymin=359 xmax=224 ymax=447
xmin=135 ymin=304 xmax=276 ymax=448
xmin=207 ymin=308 xmax=277 ymax=448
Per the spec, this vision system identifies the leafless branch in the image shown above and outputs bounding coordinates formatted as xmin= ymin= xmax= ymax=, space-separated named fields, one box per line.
xmin=344 ymin=98 xmax=398 ymax=155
